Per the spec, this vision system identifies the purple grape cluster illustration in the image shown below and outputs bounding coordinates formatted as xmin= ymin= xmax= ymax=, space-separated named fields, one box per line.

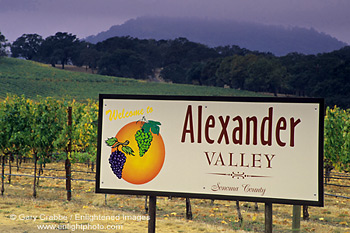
xmin=108 ymin=150 xmax=126 ymax=179
xmin=105 ymin=137 xmax=134 ymax=179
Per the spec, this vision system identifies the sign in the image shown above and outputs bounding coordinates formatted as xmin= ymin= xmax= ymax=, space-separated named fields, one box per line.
xmin=96 ymin=94 xmax=324 ymax=206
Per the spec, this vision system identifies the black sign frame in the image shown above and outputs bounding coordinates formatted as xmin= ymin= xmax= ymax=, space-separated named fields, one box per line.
xmin=96 ymin=94 xmax=324 ymax=207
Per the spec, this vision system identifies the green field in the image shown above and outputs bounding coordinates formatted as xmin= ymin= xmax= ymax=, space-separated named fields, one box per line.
xmin=0 ymin=57 xmax=264 ymax=100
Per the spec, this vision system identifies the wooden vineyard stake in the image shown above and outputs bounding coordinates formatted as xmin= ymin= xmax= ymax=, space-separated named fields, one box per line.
xmin=33 ymin=152 xmax=38 ymax=198
xmin=1 ymin=154 xmax=5 ymax=196
xmin=236 ymin=200 xmax=243 ymax=226
xmin=303 ymin=205 xmax=309 ymax=220
xmin=145 ymin=196 xmax=149 ymax=213
xmin=65 ymin=106 xmax=72 ymax=201
xmin=186 ymin=197 xmax=193 ymax=220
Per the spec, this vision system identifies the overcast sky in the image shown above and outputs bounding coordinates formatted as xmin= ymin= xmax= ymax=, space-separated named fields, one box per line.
xmin=0 ymin=0 xmax=349 ymax=44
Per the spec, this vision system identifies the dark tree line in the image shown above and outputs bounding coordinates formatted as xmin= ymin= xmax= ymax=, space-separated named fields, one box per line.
xmin=0 ymin=32 xmax=9 ymax=57
xmin=10 ymin=32 xmax=83 ymax=69
xmin=4 ymin=31 xmax=350 ymax=108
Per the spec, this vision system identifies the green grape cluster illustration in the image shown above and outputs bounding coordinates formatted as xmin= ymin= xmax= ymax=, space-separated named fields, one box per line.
xmin=135 ymin=129 xmax=153 ymax=157
xmin=135 ymin=118 xmax=161 ymax=157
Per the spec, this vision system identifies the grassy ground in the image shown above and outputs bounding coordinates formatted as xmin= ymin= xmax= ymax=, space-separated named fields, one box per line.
xmin=0 ymin=57 xmax=264 ymax=101
xmin=1 ymin=162 xmax=349 ymax=233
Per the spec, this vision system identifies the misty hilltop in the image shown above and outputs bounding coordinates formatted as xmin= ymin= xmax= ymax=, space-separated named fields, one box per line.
xmin=85 ymin=16 xmax=347 ymax=56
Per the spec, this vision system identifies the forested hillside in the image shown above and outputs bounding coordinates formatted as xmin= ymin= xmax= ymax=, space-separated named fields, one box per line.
xmin=85 ymin=16 xmax=347 ymax=56
xmin=5 ymin=32 xmax=350 ymax=108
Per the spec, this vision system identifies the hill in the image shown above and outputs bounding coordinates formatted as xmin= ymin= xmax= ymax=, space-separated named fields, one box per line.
xmin=85 ymin=16 xmax=347 ymax=56
xmin=0 ymin=57 xmax=262 ymax=101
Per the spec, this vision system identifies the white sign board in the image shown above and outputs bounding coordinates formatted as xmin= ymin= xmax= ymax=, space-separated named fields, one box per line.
xmin=96 ymin=95 xmax=324 ymax=206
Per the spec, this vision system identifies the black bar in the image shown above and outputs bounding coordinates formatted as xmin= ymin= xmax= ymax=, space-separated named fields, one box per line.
xmin=325 ymin=193 xmax=350 ymax=199
xmin=326 ymin=183 xmax=350 ymax=188
xmin=3 ymin=173 xmax=95 ymax=182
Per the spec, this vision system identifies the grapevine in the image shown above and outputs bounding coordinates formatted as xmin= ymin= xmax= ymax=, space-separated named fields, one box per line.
xmin=324 ymin=106 xmax=350 ymax=172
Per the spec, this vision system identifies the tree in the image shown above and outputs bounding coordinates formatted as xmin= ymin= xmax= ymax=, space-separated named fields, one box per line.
xmin=214 ymin=45 xmax=250 ymax=57
xmin=216 ymin=54 xmax=259 ymax=89
xmin=98 ymin=49 xmax=148 ymax=79
xmin=162 ymin=37 xmax=218 ymax=67
xmin=215 ymin=56 xmax=235 ymax=87
xmin=95 ymin=36 xmax=162 ymax=77
xmin=280 ymin=52 xmax=313 ymax=96
xmin=77 ymin=44 xmax=101 ymax=73
xmin=200 ymin=58 xmax=222 ymax=86
xmin=160 ymin=64 xmax=187 ymax=83
xmin=39 ymin=32 xmax=81 ymax=69
xmin=245 ymin=57 xmax=288 ymax=95
xmin=11 ymin=34 xmax=43 ymax=60
xmin=280 ymin=47 xmax=350 ymax=108
xmin=186 ymin=62 xmax=205 ymax=85
xmin=0 ymin=32 xmax=9 ymax=57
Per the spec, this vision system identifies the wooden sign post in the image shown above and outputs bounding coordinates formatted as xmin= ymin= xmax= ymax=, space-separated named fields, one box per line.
xmin=148 ymin=195 xmax=157 ymax=233
xmin=292 ymin=205 xmax=301 ymax=232
xmin=265 ymin=202 xmax=273 ymax=233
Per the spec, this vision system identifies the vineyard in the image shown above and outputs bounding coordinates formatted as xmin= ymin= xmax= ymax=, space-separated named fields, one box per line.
xmin=1 ymin=95 xmax=350 ymax=232
xmin=324 ymin=106 xmax=350 ymax=173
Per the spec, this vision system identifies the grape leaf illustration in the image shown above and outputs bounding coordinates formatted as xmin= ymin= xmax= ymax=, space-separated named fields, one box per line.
xmin=148 ymin=120 xmax=161 ymax=135
xmin=142 ymin=120 xmax=161 ymax=135
xmin=122 ymin=145 xmax=135 ymax=156
xmin=105 ymin=137 xmax=118 ymax=147
xmin=149 ymin=120 xmax=161 ymax=126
